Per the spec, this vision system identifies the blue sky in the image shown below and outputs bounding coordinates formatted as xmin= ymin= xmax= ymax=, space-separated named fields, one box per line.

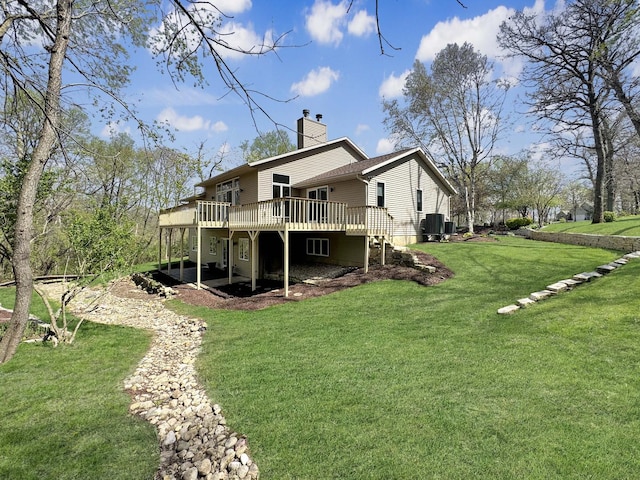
xmin=104 ymin=0 xmax=574 ymax=173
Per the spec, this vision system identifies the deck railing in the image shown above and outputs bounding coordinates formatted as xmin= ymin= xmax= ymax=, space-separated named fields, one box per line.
xmin=197 ymin=201 xmax=230 ymax=226
xmin=159 ymin=203 xmax=197 ymax=227
xmin=229 ymin=198 xmax=347 ymax=231
xmin=160 ymin=198 xmax=393 ymax=237
xmin=346 ymin=206 xmax=394 ymax=237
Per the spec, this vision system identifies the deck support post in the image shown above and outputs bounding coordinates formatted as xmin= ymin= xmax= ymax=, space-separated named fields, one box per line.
xmin=158 ymin=228 xmax=162 ymax=272
xmin=380 ymin=236 xmax=386 ymax=266
xmin=196 ymin=225 xmax=202 ymax=290
xmin=179 ymin=228 xmax=185 ymax=281
xmin=277 ymin=227 xmax=290 ymax=297
xmin=167 ymin=229 xmax=173 ymax=276
xmin=228 ymin=231 xmax=235 ymax=285
xmin=249 ymin=231 xmax=258 ymax=291
xmin=364 ymin=235 xmax=369 ymax=273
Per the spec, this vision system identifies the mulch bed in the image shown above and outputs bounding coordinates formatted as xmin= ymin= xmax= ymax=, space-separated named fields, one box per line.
xmin=152 ymin=250 xmax=454 ymax=311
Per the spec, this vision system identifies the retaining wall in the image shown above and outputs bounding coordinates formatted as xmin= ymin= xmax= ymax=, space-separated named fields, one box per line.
xmin=528 ymin=230 xmax=640 ymax=252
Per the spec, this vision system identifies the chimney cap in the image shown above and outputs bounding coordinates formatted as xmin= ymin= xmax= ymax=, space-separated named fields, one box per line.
xmin=316 ymin=113 xmax=323 ymax=122
xmin=302 ymin=109 xmax=310 ymax=117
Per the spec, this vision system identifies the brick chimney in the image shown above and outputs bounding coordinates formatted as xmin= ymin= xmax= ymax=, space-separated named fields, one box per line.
xmin=297 ymin=110 xmax=327 ymax=149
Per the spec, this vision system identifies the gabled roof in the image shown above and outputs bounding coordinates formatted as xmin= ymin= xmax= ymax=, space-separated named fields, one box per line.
xmin=195 ymin=137 xmax=367 ymax=188
xmin=293 ymin=147 xmax=457 ymax=195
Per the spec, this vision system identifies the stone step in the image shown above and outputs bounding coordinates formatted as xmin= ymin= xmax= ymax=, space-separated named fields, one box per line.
xmin=517 ymin=297 xmax=536 ymax=307
xmin=546 ymin=282 xmax=569 ymax=293
xmin=530 ymin=290 xmax=555 ymax=301
xmin=498 ymin=304 xmax=520 ymax=315
xmin=559 ymin=278 xmax=582 ymax=287
xmin=573 ymin=271 xmax=602 ymax=282
xmin=596 ymin=264 xmax=618 ymax=274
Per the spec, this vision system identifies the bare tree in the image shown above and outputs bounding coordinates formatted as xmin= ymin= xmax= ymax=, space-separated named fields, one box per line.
xmin=0 ymin=0 xmax=285 ymax=363
xmin=383 ymin=43 xmax=509 ymax=233
xmin=498 ymin=0 xmax=640 ymax=224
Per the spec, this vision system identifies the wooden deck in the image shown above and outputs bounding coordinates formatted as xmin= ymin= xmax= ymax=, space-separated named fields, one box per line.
xmin=159 ymin=199 xmax=394 ymax=238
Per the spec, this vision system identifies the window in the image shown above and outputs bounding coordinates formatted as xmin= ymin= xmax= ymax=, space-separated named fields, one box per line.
xmin=209 ymin=236 xmax=217 ymax=255
xmin=216 ymin=178 xmax=240 ymax=205
xmin=239 ymin=238 xmax=249 ymax=261
xmin=417 ymin=189 xmax=423 ymax=212
xmin=191 ymin=230 xmax=198 ymax=251
xmin=307 ymin=238 xmax=329 ymax=257
xmin=308 ymin=186 xmax=328 ymax=222
xmin=272 ymin=173 xmax=291 ymax=218
xmin=376 ymin=182 xmax=385 ymax=207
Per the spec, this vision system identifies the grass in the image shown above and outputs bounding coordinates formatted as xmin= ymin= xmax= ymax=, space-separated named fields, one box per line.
xmin=166 ymin=236 xmax=640 ymax=479
xmin=542 ymin=214 xmax=640 ymax=236
xmin=0 ymin=288 xmax=158 ymax=480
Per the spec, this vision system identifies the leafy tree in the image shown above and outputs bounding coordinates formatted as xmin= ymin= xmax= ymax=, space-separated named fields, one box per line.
xmin=240 ymin=130 xmax=296 ymax=163
xmin=0 ymin=0 xmax=285 ymax=364
xmin=487 ymin=155 xmax=530 ymax=223
xmin=383 ymin=43 xmax=509 ymax=233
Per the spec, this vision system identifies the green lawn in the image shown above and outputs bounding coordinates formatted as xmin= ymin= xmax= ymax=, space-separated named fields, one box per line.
xmin=542 ymin=214 xmax=640 ymax=236
xmin=0 ymin=288 xmax=158 ymax=480
xmin=169 ymin=236 xmax=640 ymax=479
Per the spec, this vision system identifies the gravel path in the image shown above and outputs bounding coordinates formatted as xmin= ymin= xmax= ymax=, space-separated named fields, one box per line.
xmin=45 ymin=280 xmax=259 ymax=480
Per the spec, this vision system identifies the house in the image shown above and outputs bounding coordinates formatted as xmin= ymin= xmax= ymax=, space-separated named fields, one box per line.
xmin=158 ymin=111 xmax=457 ymax=296
xmin=558 ymin=202 xmax=593 ymax=222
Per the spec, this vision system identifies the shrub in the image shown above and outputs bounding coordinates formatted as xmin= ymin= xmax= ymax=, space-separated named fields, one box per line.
xmin=505 ymin=217 xmax=533 ymax=230
xmin=603 ymin=211 xmax=616 ymax=223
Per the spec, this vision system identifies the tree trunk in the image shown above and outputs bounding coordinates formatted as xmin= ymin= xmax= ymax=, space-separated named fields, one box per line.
xmin=590 ymin=109 xmax=606 ymax=224
xmin=0 ymin=0 xmax=73 ymax=364
xmin=602 ymin=117 xmax=616 ymax=212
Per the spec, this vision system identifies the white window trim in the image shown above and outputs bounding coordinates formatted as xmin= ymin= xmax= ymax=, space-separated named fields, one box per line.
xmin=239 ymin=238 xmax=250 ymax=261
xmin=191 ymin=230 xmax=197 ymax=251
xmin=376 ymin=181 xmax=386 ymax=208
xmin=306 ymin=238 xmax=329 ymax=257
xmin=215 ymin=177 xmax=240 ymax=205
xmin=209 ymin=236 xmax=217 ymax=255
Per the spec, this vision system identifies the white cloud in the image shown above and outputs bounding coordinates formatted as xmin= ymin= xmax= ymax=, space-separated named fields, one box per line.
xmin=306 ymin=1 xmax=375 ymax=45
xmin=379 ymin=70 xmax=410 ymax=99
xmin=149 ymin=2 xmax=272 ymax=62
xmin=306 ymin=0 xmax=348 ymax=45
xmin=100 ymin=121 xmax=131 ymax=138
xmin=355 ymin=124 xmax=370 ymax=135
xmin=376 ymin=137 xmax=396 ymax=155
xmin=416 ymin=5 xmax=513 ymax=62
xmin=415 ymin=1 xmax=563 ymax=80
xmin=212 ymin=121 xmax=229 ymax=133
xmin=213 ymin=0 xmax=252 ymax=15
xmin=215 ymin=22 xmax=275 ymax=60
xmin=156 ymin=107 xmax=226 ymax=132
xmin=348 ymin=10 xmax=376 ymax=37
xmin=291 ymin=66 xmax=340 ymax=97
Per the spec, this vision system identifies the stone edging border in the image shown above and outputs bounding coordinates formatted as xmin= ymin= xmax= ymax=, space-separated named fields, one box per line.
xmin=497 ymin=251 xmax=640 ymax=315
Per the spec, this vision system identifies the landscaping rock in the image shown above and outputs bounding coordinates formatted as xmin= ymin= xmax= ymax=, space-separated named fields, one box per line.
xmin=498 ymin=304 xmax=520 ymax=315
xmin=529 ymin=290 xmax=554 ymax=301
xmin=517 ymin=297 xmax=536 ymax=307
xmin=596 ymin=264 xmax=617 ymax=274
xmin=573 ymin=272 xmax=602 ymax=282
xmin=63 ymin=279 xmax=259 ymax=480
xmin=546 ymin=282 xmax=569 ymax=293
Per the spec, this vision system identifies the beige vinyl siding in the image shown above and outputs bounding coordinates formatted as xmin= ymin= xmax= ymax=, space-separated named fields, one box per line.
xmin=231 ymin=233 xmax=253 ymax=277
xmin=257 ymin=144 xmax=362 ymax=201
xmin=367 ymin=152 xmax=451 ymax=244
xmin=238 ymin=171 xmax=258 ymax=204
xmin=323 ymin=178 xmax=367 ymax=206
xmin=291 ymin=232 xmax=367 ymax=267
